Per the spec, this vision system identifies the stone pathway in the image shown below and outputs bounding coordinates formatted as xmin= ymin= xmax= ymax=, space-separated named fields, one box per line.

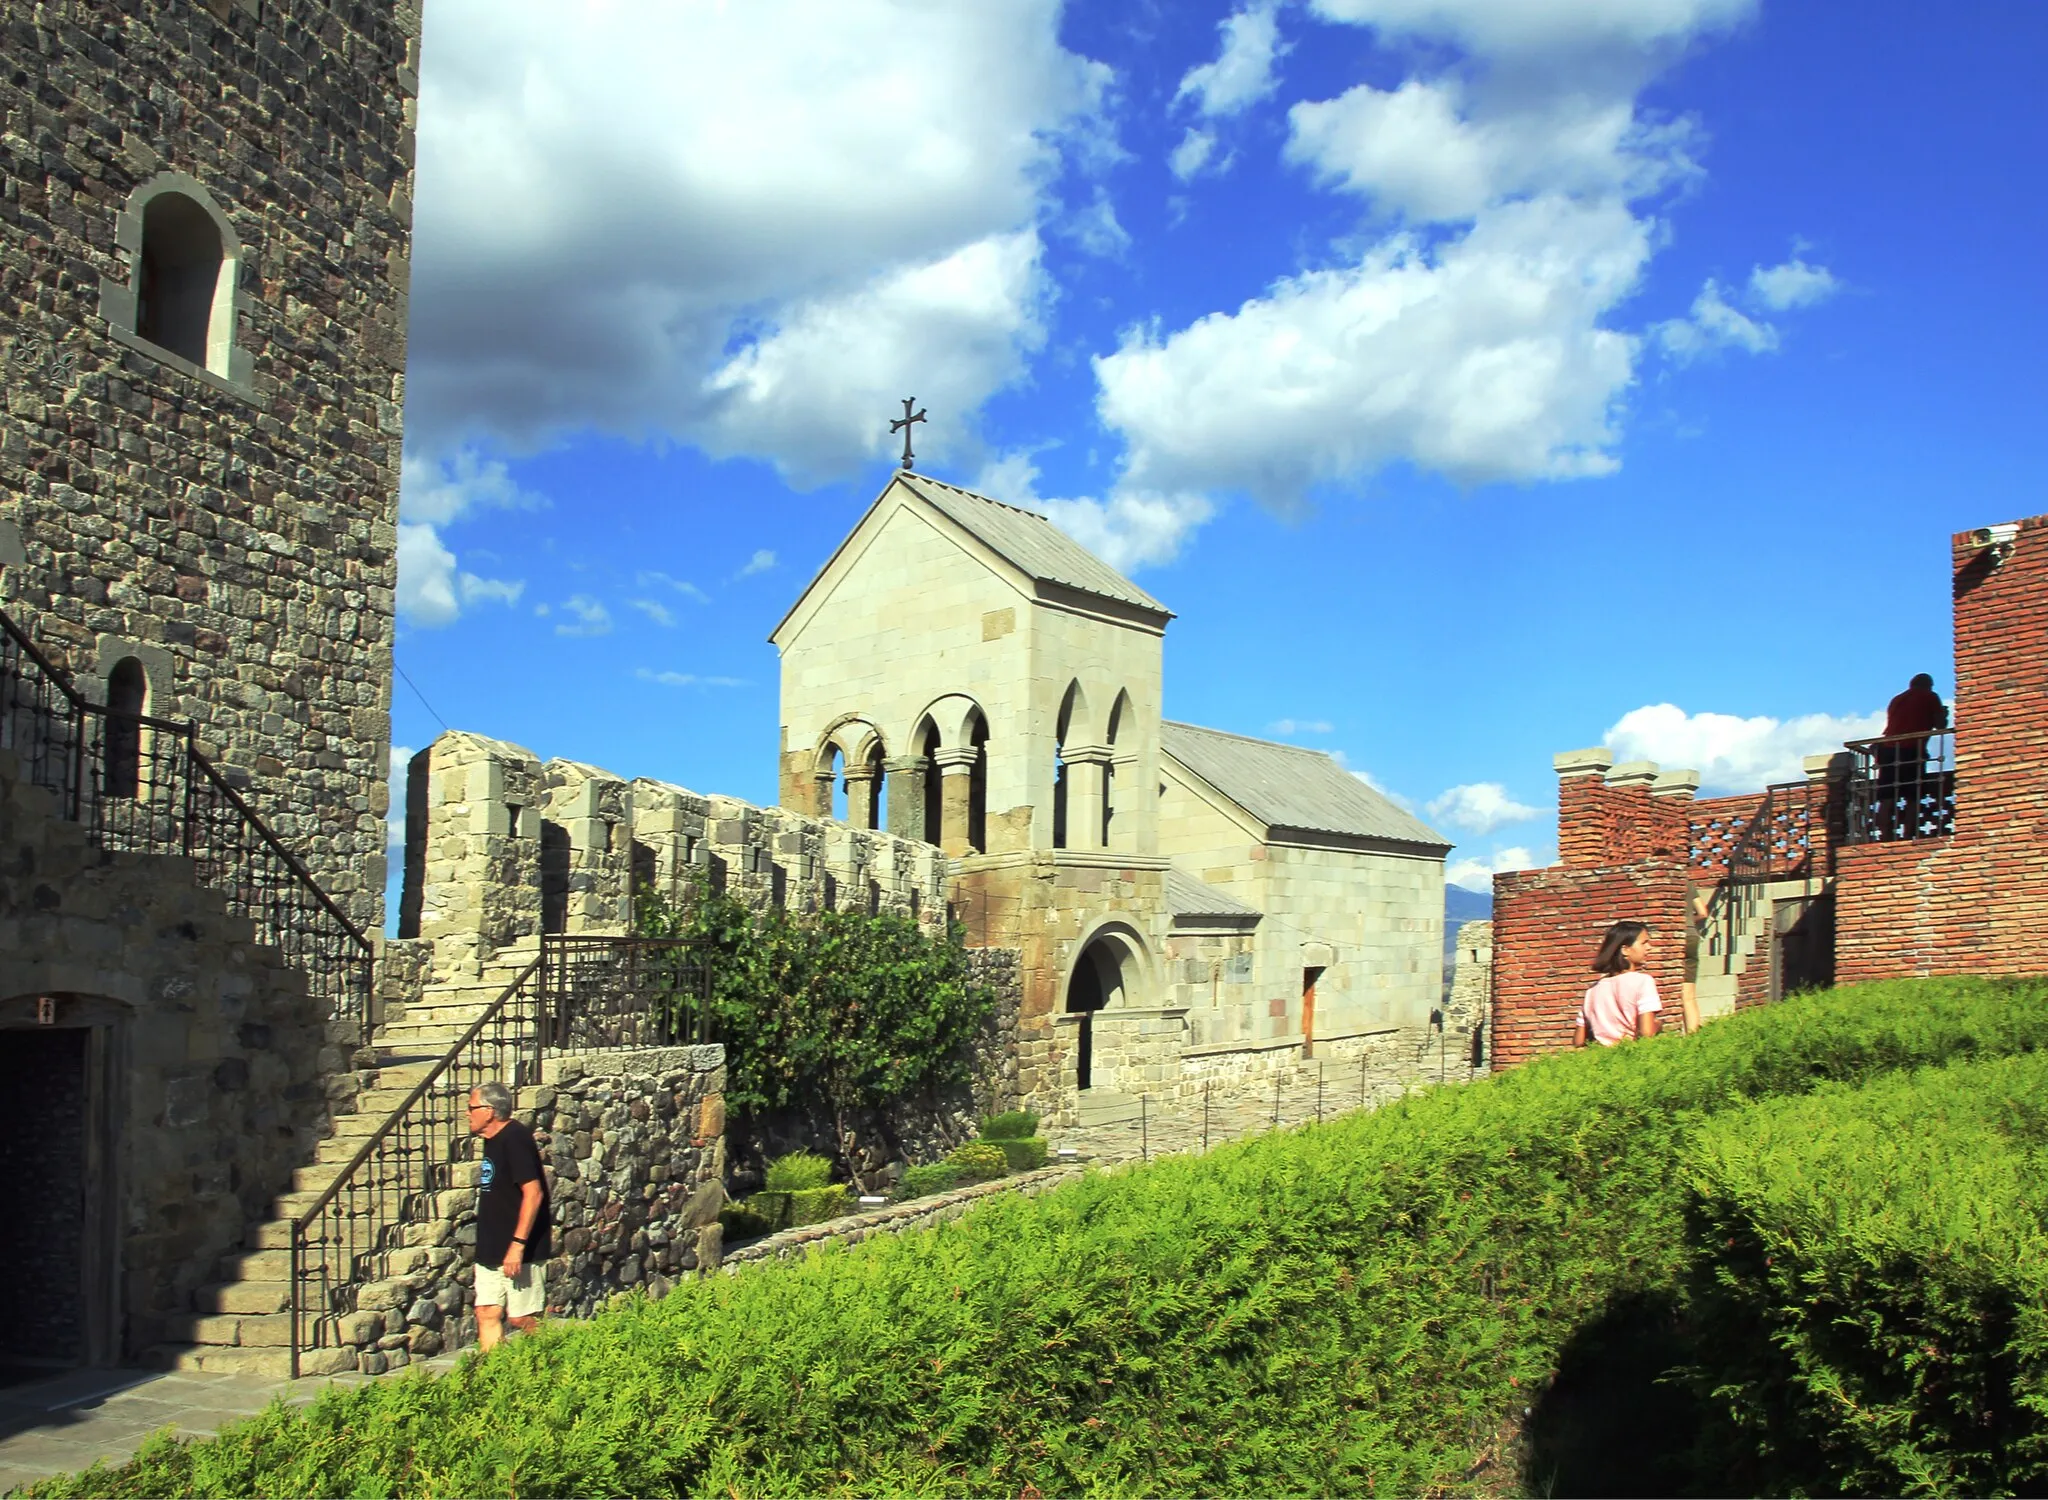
xmin=0 ymin=1356 xmax=460 ymax=1495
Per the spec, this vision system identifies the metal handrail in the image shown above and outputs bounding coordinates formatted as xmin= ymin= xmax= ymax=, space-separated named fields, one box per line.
xmin=1843 ymin=726 xmax=1956 ymax=845
xmin=1 ymin=604 xmax=374 ymax=1031
xmin=288 ymin=957 xmax=542 ymax=1377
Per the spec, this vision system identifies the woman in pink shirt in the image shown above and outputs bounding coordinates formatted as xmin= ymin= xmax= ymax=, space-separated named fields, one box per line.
xmin=1574 ymin=921 xmax=1664 ymax=1047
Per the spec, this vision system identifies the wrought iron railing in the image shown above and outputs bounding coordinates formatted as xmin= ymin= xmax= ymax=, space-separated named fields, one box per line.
xmin=1844 ymin=728 xmax=1956 ymax=844
xmin=1725 ymin=778 xmax=1822 ymax=883
xmin=289 ymin=933 xmax=713 ymax=1374
xmin=0 ymin=608 xmax=374 ymax=1034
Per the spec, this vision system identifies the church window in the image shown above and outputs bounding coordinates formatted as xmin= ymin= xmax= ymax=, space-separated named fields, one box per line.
xmin=968 ymin=713 xmax=989 ymax=854
xmin=138 ymin=192 xmax=223 ymax=366
xmin=917 ymin=720 xmax=942 ymax=844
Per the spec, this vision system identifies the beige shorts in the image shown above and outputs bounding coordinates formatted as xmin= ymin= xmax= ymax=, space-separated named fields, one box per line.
xmin=474 ymin=1259 xmax=546 ymax=1319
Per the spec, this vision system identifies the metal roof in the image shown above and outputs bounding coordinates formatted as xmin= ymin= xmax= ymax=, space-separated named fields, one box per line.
xmin=1161 ymin=720 xmax=1451 ymax=849
xmin=895 ymin=472 xmax=1171 ymax=617
xmin=1165 ymin=867 xmax=1260 ymax=921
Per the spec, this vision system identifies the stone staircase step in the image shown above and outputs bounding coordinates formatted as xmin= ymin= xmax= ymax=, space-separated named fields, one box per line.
xmin=192 ymin=1279 xmax=292 ymax=1315
xmin=159 ymin=1310 xmax=298 ymax=1348
xmin=1075 ymin=1090 xmax=1142 ymax=1127
xmin=141 ymin=1343 xmax=303 ymax=1378
xmin=218 ymin=1247 xmax=295 ymax=1281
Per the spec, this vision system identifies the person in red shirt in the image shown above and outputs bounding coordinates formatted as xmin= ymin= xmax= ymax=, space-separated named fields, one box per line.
xmin=1875 ymin=673 xmax=1949 ymax=835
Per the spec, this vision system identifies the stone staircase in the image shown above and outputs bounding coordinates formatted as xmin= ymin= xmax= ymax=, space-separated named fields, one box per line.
xmin=1696 ymin=880 xmax=1788 ymax=1019
xmin=1074 ymin=1089 xmax=1144 ymax=1128
xmin=143 ymin=940 xmax=544 ymax=1377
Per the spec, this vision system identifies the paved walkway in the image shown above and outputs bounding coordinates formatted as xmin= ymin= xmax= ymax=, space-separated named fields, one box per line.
xmin=0 ymin=1357 xmax=459 ymax=1495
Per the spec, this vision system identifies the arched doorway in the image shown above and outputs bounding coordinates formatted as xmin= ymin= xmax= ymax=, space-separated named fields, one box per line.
xmin=1065 ymin=931 xmax=1142 ymax=1092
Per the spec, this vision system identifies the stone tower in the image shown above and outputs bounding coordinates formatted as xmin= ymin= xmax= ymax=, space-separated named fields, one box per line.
xmin=0 ymin=0 xmax=422 ymax=927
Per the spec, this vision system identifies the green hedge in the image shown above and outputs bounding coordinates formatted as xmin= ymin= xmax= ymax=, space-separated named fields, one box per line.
xmin=1685 ymin=1051 xmax=2048 ymax=1496
xmin=895 ymin=1161 xmax=961 ymax=1199
xmin=988 ymin=1135 xmax=1047 ymax=1172
xmin=944 ymin=1141 xmax=1008 ymax=1183
xmin=747 ymin=1184 xmax=852 ymax=1231
xmin=979 ymin=1111 xmax=1040 ymax=1140
xmin=29 ymin=976 xmax=2048 ymax=1498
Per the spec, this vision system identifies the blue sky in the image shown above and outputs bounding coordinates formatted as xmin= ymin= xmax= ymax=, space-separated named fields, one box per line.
xmin=386 ymin=0 xmax=2048 ymax=908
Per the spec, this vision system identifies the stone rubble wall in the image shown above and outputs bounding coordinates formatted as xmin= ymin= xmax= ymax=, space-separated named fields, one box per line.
xmin=325 ymin=1044 xmax=727 ymax=1375
xmin=0 ymin=750 xmax=341 ymax=1359
xmin=0 ymin=0 xmax=422 ymax=933
xmin=1448 ymin=919 xmax=1493 ymax=1070
xmin=399 ymin=729 xmax=952 ymax=984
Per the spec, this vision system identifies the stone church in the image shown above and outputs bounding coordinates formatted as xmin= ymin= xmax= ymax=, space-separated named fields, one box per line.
xmin=772 ymin=470 xmax=1454 ymax=1119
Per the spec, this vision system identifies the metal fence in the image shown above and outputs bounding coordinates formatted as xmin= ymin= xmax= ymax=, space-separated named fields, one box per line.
xmin=1 ymin=608 xmax=374 ymax=1034
xmin=1845 ymin=728 xmax=1956 ymax=844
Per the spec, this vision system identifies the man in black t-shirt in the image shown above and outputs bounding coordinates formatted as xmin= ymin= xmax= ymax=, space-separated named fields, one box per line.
xmin=467 ymin=1080 xmax=552 ymax=1351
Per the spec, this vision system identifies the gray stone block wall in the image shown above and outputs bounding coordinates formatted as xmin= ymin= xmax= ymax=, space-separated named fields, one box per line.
xmin=0 ymin=0 xmax=420 ymax=932
xmin=331 ymin=1045 xmax=727 ymax=1373
xmin=1 ymin=751 xmax=337 ymax=1360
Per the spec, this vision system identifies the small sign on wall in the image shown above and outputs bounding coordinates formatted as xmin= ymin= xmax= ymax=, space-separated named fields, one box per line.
xmin=36 ymin=995 xmax=57 ymax=1025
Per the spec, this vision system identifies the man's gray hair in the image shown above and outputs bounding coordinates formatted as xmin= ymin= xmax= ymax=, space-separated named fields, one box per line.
xmin=474 ymin=1080 xmax=515 ymax=1120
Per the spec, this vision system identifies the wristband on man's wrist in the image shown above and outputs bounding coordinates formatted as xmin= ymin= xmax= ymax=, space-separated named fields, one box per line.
xmin=511 ymin=1236 xmax=527 ymax=1244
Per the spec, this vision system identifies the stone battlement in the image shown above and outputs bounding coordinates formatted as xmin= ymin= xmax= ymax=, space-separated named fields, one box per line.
xmin=397 ymin=730 xmax=950 ymax=985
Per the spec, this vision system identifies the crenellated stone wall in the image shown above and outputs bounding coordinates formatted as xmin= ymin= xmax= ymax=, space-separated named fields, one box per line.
xmin=398 ymin=729 xmax=953 ymax=986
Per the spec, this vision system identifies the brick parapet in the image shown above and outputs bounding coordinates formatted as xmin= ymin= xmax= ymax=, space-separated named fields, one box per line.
xmin=1490 ymin=860 xmax=1691 ymax=1069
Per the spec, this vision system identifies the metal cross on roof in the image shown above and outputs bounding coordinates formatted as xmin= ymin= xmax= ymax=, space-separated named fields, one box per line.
xmin=889 ymin=397 xmax=927 ymax=470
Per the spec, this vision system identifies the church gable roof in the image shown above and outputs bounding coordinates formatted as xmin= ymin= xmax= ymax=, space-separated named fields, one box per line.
xmin=1165 ymin=867 xmax=1260 ymax=922
xmin=893 ymin=472 xmax=1171 ymax=617
xmin=1161 ymin=721 xmax=1450 ymax=850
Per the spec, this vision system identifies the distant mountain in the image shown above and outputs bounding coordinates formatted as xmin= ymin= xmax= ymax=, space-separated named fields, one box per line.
xmin=1445 ymin=886 xmax=1493 ymax=926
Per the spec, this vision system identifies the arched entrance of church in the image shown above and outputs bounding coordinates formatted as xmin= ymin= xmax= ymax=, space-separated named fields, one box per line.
xmin=1064 ymin=928 xmax=1144 ymax=1092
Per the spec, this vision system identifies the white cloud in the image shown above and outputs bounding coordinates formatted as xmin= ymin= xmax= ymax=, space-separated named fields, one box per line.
xmin=1097 ymin=194 xmax=1649 ymax=500
xmin=408 ymin=0 xmax=1107 ymax=480
xmin=1062 ymin=187 xmax=1132 ymax=259
xmin=636 ymin=668 xmax=747 ymax=689
xmin=1605 ymin=702 xmax=1883 ymax=792
xmin=630 ymin=598 xmax=677 ymax=627
xmin=396 ymin=523 xmax=460 ymax=628
xmin=1654 ymin=279 xmax=1777 ymax=362
xmin=556 ymin=595 xmax=613 ymax=638
xmin=738 ymin=550 xmax=776 ymax=578
xmin=1749 ymin=256 xmax=1840 ymax=311
xmin=636 ymin=570 xmax=710 ymax=603
xmin=1169 ymin=127 xmax=1219 ymax=181
xmin=1445 ymin=845 xmax=1540 ymax=892
xmin=1428 ymin=781 xmax=1540 ymax=834
xmin=701 ymin=232 xmax=1049 ymax=482
xmin=387 ymin=744 xmax=414 ymax=853
xmin=395 ymin=522 xmax=525 ymax=628
xmin=1268 ymin=718 xmax=1335 ymax=735
xmin=973 ymin=451 xmax=1212 ymax=573
xmin=399 ymin=448 xmax=546 ymax=527
xmin=1178 ymin=2 xmax=1288 ymax=118
xmin=1307 ymin=0 xmax=1755 ymax=58
xmin=1286 ymin=79 xmax=1694 ymax=224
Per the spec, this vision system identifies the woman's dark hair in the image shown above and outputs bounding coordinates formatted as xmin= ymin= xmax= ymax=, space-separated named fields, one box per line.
xmin=1592 ymin=921 xmax=1651 ymax=975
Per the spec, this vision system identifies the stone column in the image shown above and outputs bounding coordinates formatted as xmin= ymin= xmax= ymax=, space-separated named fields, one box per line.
xmin=843 ymin=765 xmax=879 ymax=830
xmin=934 ymin=746 xmax=979 ymax=857
xmin=1063 ymin=745 xmax=1112 ymax=851
xmin=1105 ymin=751 xmax=1139 ymax=850
xmin=883 ymin=755 xmax=926 ymax=842
xmin=811 ymin=770 xmax=837 ymax=820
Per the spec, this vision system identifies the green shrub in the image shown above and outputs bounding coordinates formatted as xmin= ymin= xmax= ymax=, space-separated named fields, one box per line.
xmin=715 ymin=1201 xmax=774 ymax=1242
xmin=1685 ymin=1051 xmax=2048 ymax=1496
xmin=945 ymin=1140 xmax=1008 ymax=1182
xmin=787 ymin=1185 xmax=852 ymax=1227
xmin=895 ymin=1161 xmax=961 ymax=1199
xmin=33 ymin=977 xmax=2048 ymax=1500
xmin=762 ymin=1151 xmax=833 ymax=1192
xmin=987 ymin=1135 xmax=1047 ymax=1172
xmin=979 ymin=1110 xmax=1040 ymax=1140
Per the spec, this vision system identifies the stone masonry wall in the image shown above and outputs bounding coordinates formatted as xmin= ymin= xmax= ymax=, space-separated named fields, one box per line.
xmin=0 ymin=0 xmax=421 ymax=931
xmin=400 ymin=729 xmax=951 ymax=983
xmin=1 ymin=749 xmax=341 ymax=1360
xmin=329 ymin=1045 xmax=727 ymax=1374
xmin=1448 ymin=918 xmax=1493 ymax=1069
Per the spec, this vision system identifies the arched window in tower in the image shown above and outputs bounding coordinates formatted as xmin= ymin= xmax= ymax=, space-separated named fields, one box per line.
xmin=917 ymin=719 xmax=942 ymax=844
xmin=968 ymin=711 xmax=989 ymax=854
xmin=1103 ymin=689 xmax=1130 ymax=849
xmin=138 ymin=193 xmax=224 ymax=367
xmin=104 ymin=657 xmax=147 ymax=800
xmin=103 ymin=173 xmax=252 ymax=393
xmin=864 ymin=739 xmax=887 ymax=831
xmin=822 ymin=744 xmax=846 ymax=822
xmin=1053 ymin=684 xmax=1081 ymax=850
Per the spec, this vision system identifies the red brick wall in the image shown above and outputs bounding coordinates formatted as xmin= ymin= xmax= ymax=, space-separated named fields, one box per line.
xmin=1491 ymin=861 xmax=1693 ymax=1068
xmin=1835 ymin=515 xmax=2048 ymax=981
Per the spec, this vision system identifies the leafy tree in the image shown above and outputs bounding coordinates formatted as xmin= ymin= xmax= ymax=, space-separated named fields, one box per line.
xmin=635 ymin=884 xmax=992 ymax=1184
